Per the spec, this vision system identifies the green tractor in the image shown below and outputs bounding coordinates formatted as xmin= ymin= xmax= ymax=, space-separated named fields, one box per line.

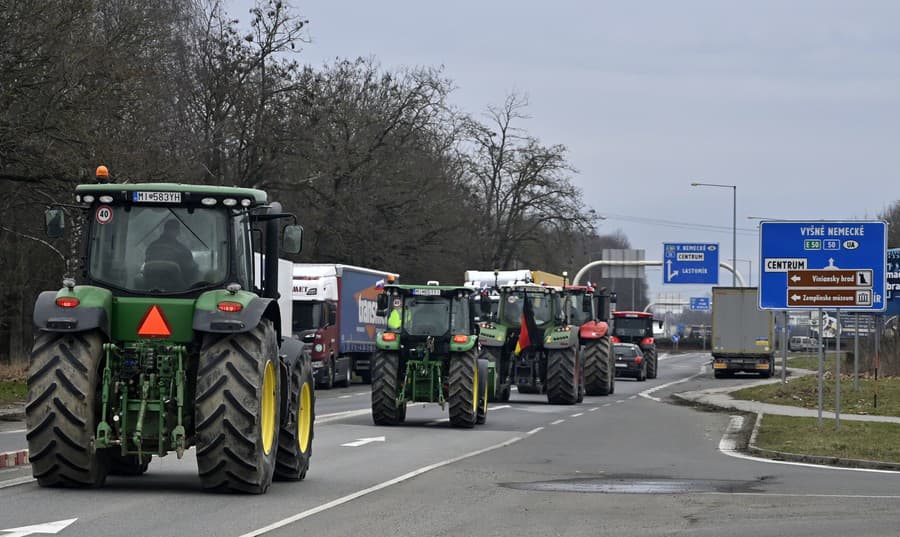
xmin=477 ymin=284 xmax=583 ymax=405
xmin=371 ymin=283 xmax=489 ymax=428
xmin=27 ymin=169 xmax=315 ymax=493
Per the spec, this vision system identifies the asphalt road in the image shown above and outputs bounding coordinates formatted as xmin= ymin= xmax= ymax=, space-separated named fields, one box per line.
xmin=2 ymin=353 xmax=898 ymax=537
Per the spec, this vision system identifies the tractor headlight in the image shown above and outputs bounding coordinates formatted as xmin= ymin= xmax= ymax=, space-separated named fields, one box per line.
xmin=314 ymin=344 xmax=323 ymax=352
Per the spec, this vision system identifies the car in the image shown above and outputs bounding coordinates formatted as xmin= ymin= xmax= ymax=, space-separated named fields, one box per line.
xmin=614 ymin=342 xmax=647 ymax=381
xmin=789 ymin=336 xmax=819 ymax=352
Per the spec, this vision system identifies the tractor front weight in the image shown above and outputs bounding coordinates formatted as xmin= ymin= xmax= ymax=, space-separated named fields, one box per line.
xmin=97 ymin=342 xmax=188 ymax=459
xmin=400 ymin=348 xmax=446 ymax=408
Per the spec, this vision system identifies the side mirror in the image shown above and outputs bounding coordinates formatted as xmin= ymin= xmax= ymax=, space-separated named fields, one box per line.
xmin=328 ymin=308 xmax=337 ymax=326
xmin=582 ymin=295 xmax=592 ymax=312
xmin=282 ymin=224 xmax=303 ymax=254
xmin=376 ymin=293 xmax=389 ymax=317
xmin=45 ymin=208 xmax=65 ymax=238
xmin=301 ymin=333 xmax=315 ymax=344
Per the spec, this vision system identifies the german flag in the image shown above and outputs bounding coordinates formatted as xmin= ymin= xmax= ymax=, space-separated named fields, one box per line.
xmin=514 ymin=293 xmax=538 ymax=356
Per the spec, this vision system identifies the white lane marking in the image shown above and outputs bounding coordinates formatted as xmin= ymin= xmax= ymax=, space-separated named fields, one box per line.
xmin=628 ymin=395 xmax=637 ymax=400
xmin=341 ymin=436 xmax=385 ymax=448
xmin=0 ymin=476 xmax=35 ymax=490
xmin=571 ymin=413 xmax=584 ymax=418
xmin=701 ymin=491 xmax=900 ymax=499
xmin=352 ymin=392 xmax=367 ymax=396
xmin=488 ymin=405 xmax=511 ymax=411
xmin=639 ymin=364 xmax=706 ymax=402
xmin=615 ymin=400 xmax=625 ymax=404
xmin=338 ymin=395 xmax=352 ymax=399
xmin=1 ymin=517 xmax=78 ymax=536
xmin=316 ymin=408 xmax=371 ymax=424
xmin=718 ymin=415 xmax=900 ymax=475
xmin=602 ymin=403 xmax=612 ymax=407
xmin=238 ymin=436 xmax=525 ymax=537
xmin=550 ymin=419 xmax=565 ymax=425
xmin=526 ymin=427 xmax=544 ymax=435
xmin=0 ymin=429 xmax=25 ymax=435
xmin=425 ymin=418 xmax=450 ymax=426
xmin=589 ymin=407 xmax=599 ymax=412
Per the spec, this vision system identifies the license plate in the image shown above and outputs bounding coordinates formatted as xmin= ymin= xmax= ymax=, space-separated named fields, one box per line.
xmin=133 ymin=191 xmax=182 ymax=203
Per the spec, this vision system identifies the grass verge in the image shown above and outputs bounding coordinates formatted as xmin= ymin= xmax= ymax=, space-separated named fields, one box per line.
xmin=0 ymin=363 xmax=27 ymax=404
xmin=755 ymin=414 xmax=900 ymax=463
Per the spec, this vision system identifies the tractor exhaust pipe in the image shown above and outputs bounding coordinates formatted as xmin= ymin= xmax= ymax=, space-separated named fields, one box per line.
xmin=263 ymin=202 xmax=282 ymax=299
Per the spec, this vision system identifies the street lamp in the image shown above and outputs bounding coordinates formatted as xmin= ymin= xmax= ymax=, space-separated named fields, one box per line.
xmin=691 ymin=182 xmax=738 ymax=286
xmin=733 ymin=258 xmax=752 ymax=287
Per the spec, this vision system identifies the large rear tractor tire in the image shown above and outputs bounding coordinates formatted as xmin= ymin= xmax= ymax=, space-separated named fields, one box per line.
xmin=274 ymin=357 xmax=315 ymax=481
xmin=195 ymin=321 xmax=281 ymax=493
xmin=546 ymin=347 xmax=578 ymax=405
xmin=646 ymin=348 xmax=658 ymax=379
xmin=584 ymin=337 xmax=613 ymax=396
xmin=476 ymin=359 xmax=489 ymax=425
xmin=371 ymin=351 xmax=404 ymax=425
xmin=448 ymin=350 xmax=478 ymax=428
xmin=26 ymin=331 xmax=109 ymax=488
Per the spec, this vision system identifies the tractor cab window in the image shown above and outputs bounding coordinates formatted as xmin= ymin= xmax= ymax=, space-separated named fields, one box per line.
xmin=450 ymin=296 xmax=470 ymax=333
xmin=613 ymin=317 xmax=652 ymax=338
xmin=500 ymin=292 xmax=554 ymax=327
xmin=88 ymin=206 xmax=229 ymax=293
xmin=565 ymin=294 xmax=592 ymax=325
xmin=403 ymin=296 xmax=450 ymax=336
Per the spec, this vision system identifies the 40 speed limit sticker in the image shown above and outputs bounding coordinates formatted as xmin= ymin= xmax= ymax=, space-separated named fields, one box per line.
xmin=96 ymin=205 xmax=114 ymax=224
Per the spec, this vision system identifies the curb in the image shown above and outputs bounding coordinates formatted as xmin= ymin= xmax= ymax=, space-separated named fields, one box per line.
xmin=0 ymin=450 xmax=29 ymax=469
xmin=0 ymin=404 xmax=25 ymax=421
xmin=746 ymin=413 xmax=900 ymax=471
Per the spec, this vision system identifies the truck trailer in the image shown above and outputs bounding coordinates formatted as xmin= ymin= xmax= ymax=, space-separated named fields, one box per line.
xmin=292 ymin=264 xmax=399 ymax=386
xmin=711 ymin=287 xmax=775 ymax=378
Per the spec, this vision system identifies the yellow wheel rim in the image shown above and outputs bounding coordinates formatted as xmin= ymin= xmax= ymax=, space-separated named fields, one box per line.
xmin=298 ymin=381 xmax=312 ymax=454
xmin=261 ymin=360 xmax=276 ymax=455
xmin=472 ymin=361 xmax=479 ymax=413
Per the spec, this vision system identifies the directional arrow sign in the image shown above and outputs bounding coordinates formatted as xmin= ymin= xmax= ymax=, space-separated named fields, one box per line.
xmin=759 ymin=221 xmax=887 ymax=311
xmin=2 ymin=519 xmax=77 ymax=537
xmin=663 ymin=243 xmax=719 ymax=284
xmin=341 ymin=436 xmax=385 ymax=447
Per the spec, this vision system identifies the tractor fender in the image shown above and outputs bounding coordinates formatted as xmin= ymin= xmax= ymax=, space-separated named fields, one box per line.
xmin=278 ymin=336 xmax=306 ymax=428
xmin=33 ymin=288 xmax=112 ymax=336
xmin=543 ymin=327 xmax=579 ymax=350
xmin=579 ymin=320 xmax=609 ymax=340
xmin=193 ymin=295 xmax=281 ymax=338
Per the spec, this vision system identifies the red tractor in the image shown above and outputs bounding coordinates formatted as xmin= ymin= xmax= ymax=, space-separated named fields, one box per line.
xmin=611 ymin=311 xmax=659 ymax=379
xmin=563 ymin=285 xmax=615 ymax=396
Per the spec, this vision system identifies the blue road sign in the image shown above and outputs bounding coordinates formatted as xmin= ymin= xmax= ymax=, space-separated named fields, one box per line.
xmin=663 ymin=243 xmax=719 ymax=284
xmin=759 ymin=221 xmax=887 ymax=311
xmin=690 ymin=297 xmax=711 ymax=311
xmin=886 ymin=248 xmax=900 ymax=316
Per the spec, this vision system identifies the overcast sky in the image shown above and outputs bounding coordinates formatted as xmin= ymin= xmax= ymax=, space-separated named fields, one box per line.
xmin=233 ymin=1 xmax=899 ymax=301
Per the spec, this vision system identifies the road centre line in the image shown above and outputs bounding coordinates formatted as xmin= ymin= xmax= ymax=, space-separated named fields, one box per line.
xmin=588 ymin=407 xmax=599 ymax=412
xmin=237 ymin=435 xmax=525 ymax=537
xmin=602 ymin=403 xmax=612 ymax=407
xmin=0 ymin=429 xmax=25 ymax=435
xmin=488 ymin=405 xmax=511 ymax=411
xmin=628 ymin=396 xmax=637 ymax=400
xmin=338 ymin=395 xmax=352 ymax=399
xmin=550 ymin=419 xmax=565 ymax=425
xmin=571 ymin=413 xmax=584 ymax=417
xmin=316 ymin=408 xmax=371 ymax=424
xmin=0 ymin=476 xmax=34 ymax=489
xmin=615 ymin=400 xmax=625 ymax=404
xmin=526 ymin=427 xmax=544 ymax=435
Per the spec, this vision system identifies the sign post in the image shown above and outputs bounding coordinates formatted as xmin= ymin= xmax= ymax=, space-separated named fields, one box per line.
xmin=781 ymin=311 xmax=788 ymax=384
xmin=663 ymin=243 xmax=720 ymax=284
xmin=818 ymin=308 xmax=824 ymax=429
xmin=835 ymin=308 xmax=841 ymax=431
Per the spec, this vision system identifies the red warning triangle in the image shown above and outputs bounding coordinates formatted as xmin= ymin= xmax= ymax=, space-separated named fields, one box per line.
xmin=138 ymin=305 xmax=172 ymax=338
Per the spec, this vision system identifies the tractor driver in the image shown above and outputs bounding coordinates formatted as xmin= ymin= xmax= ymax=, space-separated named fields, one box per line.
xmin=144 ymin=219 xmax=199 ymax=286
